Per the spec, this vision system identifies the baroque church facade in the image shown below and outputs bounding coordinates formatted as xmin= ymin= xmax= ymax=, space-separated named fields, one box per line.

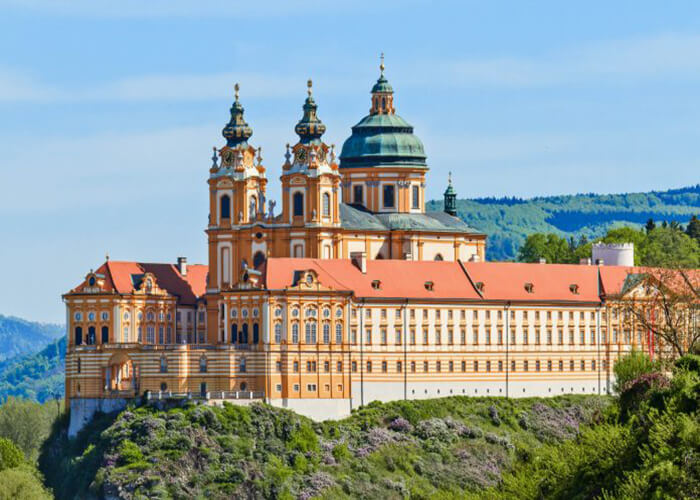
xmin=64 ymin=63 xmax=645 ymax=430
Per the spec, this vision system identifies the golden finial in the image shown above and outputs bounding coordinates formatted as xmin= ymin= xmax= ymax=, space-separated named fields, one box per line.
xmin=307 ymin=78 xmax=313 ymax=96
xmin=448 ymin=171 xmax=452 ymax=184
xmin=234 ymin=82 xmax=240 ymax=101
xmin=380 ymin=52 xmax=385 ymax=75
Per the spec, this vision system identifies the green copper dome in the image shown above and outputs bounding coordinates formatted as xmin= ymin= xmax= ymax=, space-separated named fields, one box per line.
xmin=222 ymin=84 xmax=253 ymax=148
xmin=340 ymin=74 xmax=426 ymax=169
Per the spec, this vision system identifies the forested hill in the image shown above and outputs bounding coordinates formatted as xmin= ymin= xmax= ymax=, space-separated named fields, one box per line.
xmin=0 ymin=336 xmax=66 ymax=403
xmin=426 ymin=184 xmax=700 ymax=261
xmin=0 ymin=315 xmax=64 ymax=363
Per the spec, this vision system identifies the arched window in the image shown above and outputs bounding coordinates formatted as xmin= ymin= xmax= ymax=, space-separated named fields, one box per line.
xmin=305 ymin=321 xmax=317 ymax=344
xmin=74 ymin=326 xmax=83 ymax=346
xmin=434 ymin=254 xmax=444 ymax=261
xmin=253 ymin=251 xmax=266 ymax=269
xmin=252 ymin=323 xmax=259 ymax=344
xmin=231 ymin=323 xmax=238 ymax=343
xmin=241 ymin=323 xmax=249 ymax=344
xmin=292 ymin=323 xmax=299 ymax=343
xmin=199 ymin=356 xmax=207 ymax=373
xmin=323 ymin=323 xmax=330 ymax=344
xmin=77 ymin=358 xmax=81 ymax=374
xmin=322 ymin=192 xmax=331 ymax=217
xmin=239 ymin=358 xmax=247 ymax=373
xmin=220 ymin=194 xmax=231 ymax=219
xmin=101 ymin=326 xmax=109 ymax=344
xmin=293 ymin=192 xmax=304 ymax=216
xmin=335 ymin=323 xmax=343 ymax=344
xmin=160 ymin=356 xmax=168 ymax=373
xmin=274 ymin=323 xmax=282 ymax=343
xmin=87 ymin=326 xmax=96 ymax=345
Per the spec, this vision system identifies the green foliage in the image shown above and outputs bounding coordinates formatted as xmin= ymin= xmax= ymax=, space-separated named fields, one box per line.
xmin=0 ymin=437 xmax=23 ymax=471
xmin=0 ymin=315 xmax=63 ymax=364
xmin=0 ymin=397 xmax=63 ymax=461
xmin=518 ymin=224 xmax=700 ymax=266
xmin=39 ymin=396 xmax=609 ymax=500
xmin=0 ymin=465 xmax=52 ymax=500
xmin=613 ymin=350 xmax=658 ymax=394
xmin=0 ymin=336 xmax=66 ymax=403
xmin=426 ymin=185 xmax=700 ymax=261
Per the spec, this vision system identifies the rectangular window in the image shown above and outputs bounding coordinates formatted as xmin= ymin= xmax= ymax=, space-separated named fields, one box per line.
xmin=580 ymin=360 xmax=585 ymax=371
xmin=423 ymin=329 xmax=428 ymax=344
xmin=423 ymin=361 xmax=429 ymax=372
xmin=395 ymin=328 xmax=402 ymax=345
xmin=449 ymin=361 xmax=454 ymax=372
xmin=436 ymin=331 xmax=442 ymax=345
xmin=337 ymin=361 xmax=343 ymax=372
xmin=397 ymin=361 xmax=402 ymax=373
xmin=383 ymin=184 xmax=395 ymax=208
xmin=324 ymin=360 xmax=330 ymax=372
xmin=460 ymin=329 xmax=466 ymax=344
xmin=293 ymin=361 xmax=299 ymax=372
xmin=366 ymin=361 xmax=372 ymax=373
xmin=448 ymin=329 xmax=454 ymax=345
xmin=412 ymin=185 xmax=420 ymax=209
xmin=381 ymin=361 xmax=388 ymax=373
xmin=307 ymin=384 xmax=317 ymax=392
xmin=436 ymin=361 xmax=442 ymax=372
xmin=276 ymin=384 xmax=282 ymax=392
xmin=380 ymin=328 xmax=387 ymax=344
xmin=473 ymin=360 xmax=479 ymax=372
xmin=523 ymin=360 xmax=529 ymax=372
xmin=486 ymin=360 xmax=491 ymax=372
xmin=411 ymin=361 xmax=416 ymax=372
xmin=366 ymin=328 xmax=372 ymax=344
xmin=276 ymin=360 xmax=282 ymax=372
xmin=498 ymin=360 xmax=503 ymax=372
xmin=351 ymin=361 xmax=357 ymax=372
xmin=548 ymin=360 xmax=552 ymax=371
xmin=473 ymin=329 xmax=478 ymax=345
xmin=410 ymin=328 xmax=416 ymax=345
xmin=353 ymin=184 xmax=363 ymax=204
xmin=535 ymin=360 xmax=540 ymax=371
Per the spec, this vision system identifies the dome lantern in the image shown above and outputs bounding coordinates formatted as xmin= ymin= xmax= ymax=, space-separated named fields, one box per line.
xmin=294 ymin=79 xmax=327 ymax=145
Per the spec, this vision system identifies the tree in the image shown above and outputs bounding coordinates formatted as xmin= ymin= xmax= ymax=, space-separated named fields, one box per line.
xmin=645 ymin=218 xmax=656 ymax=234
xmin=518 ymin=233 xmax=573 ymax=264
xmin=0 ymin=398 xmax=61 ymax=460
xmin=644 ymin=227 xmax=700 ymax=268
xmin=686 ymin=215 xmax=700 ymax=243
xmin=622 ymin=267 xmax=700 ymax=360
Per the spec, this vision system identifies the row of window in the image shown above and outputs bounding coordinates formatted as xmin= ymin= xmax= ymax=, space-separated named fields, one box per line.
xmin=275 ymin=322 xmax=344 ymax=344
xmin=350 ymin=308 xmax=625 ymax=323
xmin=350 ymin=358 xmax=607 ymax=374
xmin=352 ymin=183 xmax=421 ymax=210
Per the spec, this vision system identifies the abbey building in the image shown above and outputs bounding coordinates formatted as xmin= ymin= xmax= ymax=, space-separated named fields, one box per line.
xmin=64 ymin=63 xmax=648 ymax=431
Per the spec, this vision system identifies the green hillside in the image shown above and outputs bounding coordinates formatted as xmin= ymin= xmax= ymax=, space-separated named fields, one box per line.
xmin=0 ymin=337 xmax=66 ymax=403
xmin=0 ymin=315 xmax=64 ymax=363
xmin=426 ymin=184 xmax=700 ymax=261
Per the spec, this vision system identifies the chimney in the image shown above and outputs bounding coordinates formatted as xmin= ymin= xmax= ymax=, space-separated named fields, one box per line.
xmin=177 ymin=257 xmax=188 ymax=276
xmin=350 ymin=251 xmax=367 ymax=274
xmin=579 ymin=258 xmax=592 ymax=265
xmin=403 ymin=251 xmax=413 ymax=261
xmin=595 ymin=258 xmax=604 ymax=266
xmin=538 ymin=257 xmax=547 ymax=264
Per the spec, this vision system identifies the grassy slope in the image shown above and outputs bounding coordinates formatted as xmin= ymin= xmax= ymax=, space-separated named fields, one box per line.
xmin=0 ymin=336 xmax=66 ymax=403
xmin=40 ymin=395 xmax=609 ymax=500
xmin=426 ymin=184 xmax=700 ymax=260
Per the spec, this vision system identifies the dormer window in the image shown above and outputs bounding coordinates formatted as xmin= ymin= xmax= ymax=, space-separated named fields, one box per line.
xmin=570 ymin=284 xmax=579 ymax=294
xmin=424 ymin=281 xmax=434 ymax=291
xmin=475 ymin=282 xmax=485 ymax=292
xmin=371 ymin=280 xmax=381 ymax=290
xmin=524 ymin=283 xmax=534 ymax=293
xmin=88 ymin=276 xmax=96 ymax=287
xmin=306 ymin=273 xmax=313 ymax=285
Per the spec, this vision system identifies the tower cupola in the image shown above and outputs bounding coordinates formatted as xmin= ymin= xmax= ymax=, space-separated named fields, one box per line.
xmin=370 ymin=53 xmax=395 ymax=115
xmin=294 ymin=79 xmax=326 ymax=145
xmin=443 ymin=172 xmax=457 ymax=216
xmin=222 ymin=83 xmax=253 ymax=148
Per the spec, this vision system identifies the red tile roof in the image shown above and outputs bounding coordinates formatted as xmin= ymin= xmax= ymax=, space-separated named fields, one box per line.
xmin=462 ymin=261 xmax=602 ymax=303
xmin=70 ymin=261 xmax=208 ymax=305
xmin=264 ymin=258 xmax=482 ymax=300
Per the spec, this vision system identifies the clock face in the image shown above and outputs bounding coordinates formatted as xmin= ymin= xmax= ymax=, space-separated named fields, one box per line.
xmin=223 ymin=150 xmax=235 ymax=166
xmin=295 ymin=148 xmax=307 ymax=163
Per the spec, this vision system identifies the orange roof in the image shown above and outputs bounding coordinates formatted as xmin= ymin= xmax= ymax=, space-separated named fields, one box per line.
xmin=462 ymin=262 xmax=601 ymax=303
xmin=70 ymin=261 xmax=208 ymax=305
xmin=264 ymin=258 xmax=482 ymax=300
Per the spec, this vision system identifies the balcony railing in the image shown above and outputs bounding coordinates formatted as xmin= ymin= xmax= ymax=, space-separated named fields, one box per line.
xmin=145 ymin=390 xmax=264 ymax=401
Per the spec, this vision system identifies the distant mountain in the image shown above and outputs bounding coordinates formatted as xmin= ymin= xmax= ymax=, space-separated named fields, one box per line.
xmin=0 ymin=336 xmax=66 ymax=403
xmin=0 ymin=314 xmax=64 ymax=362
xmin=427 ymin=184 xmax=700 ymax=261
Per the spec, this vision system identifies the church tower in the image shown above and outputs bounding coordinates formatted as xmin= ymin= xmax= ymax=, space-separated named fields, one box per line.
xmin=339 ymin=56 xmax=428 ymax=214
xmin=207 ymin=84 xmax=268 ymax=290
xmin=280 ymin=80 xmax=341 ymax=258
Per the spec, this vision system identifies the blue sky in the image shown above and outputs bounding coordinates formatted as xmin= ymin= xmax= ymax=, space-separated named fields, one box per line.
xmin=2 ymin=1 xmax=700 ymax=322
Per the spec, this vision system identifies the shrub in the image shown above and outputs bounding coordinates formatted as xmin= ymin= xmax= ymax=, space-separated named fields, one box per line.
xmin=673 ymin=354 xmax=700 ymax=374
xmin=117 ymin=440 xmax=143 ymax=466
xmin=0 ymin=438 xmax=23 ymax=471
xmin=489 ymin=405 xmax=501 ymax=426
xmin=0 ymin=466 xmax=51 ymax=500
xmin=613 ymin=350 xmax=658 ymax=394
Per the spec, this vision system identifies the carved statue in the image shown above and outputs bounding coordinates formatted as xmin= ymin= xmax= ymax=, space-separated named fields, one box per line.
xmin=268 ymin=199 xmax=276 ymax=218
xmin=249 ymin=198 xmax=256 ymax=220
xmin=311 ymin=208 xmax=317 ymax=220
